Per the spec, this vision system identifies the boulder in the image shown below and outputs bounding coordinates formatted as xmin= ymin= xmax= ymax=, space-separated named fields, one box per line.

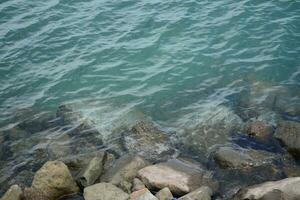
xmin=132 ymin=178 xmax=146 ymax=192
xmin=22 ymin=188 xmax=49 ymax=200
xmin=123 ymin=120 xmax=175 ymax=162
xmin=274 ymin=120 xmax=300 ymax=158
xmin=246 ymin=120 xmax=274 ymax=140
xmin=155 ymin=187 xmax=173 ymax=200
xmin=0 ymin=185 xmax=22 ymax=200
xmin=131 ymin=188 xmax=158 ymax=200
xmin=101 ymin=154 xmax=149 ymax=192
xmin=178 ymin=186 xmax=213 ymax=200
xmin=138 ymin=159 xmax=217 ymax=196
xmin=83 ymin=183 xmax=129 ymax=200
xmin=57 ymin=193 xmax=84 ymax=200
xmin=233 ymin=177 xmax=300 ymax=200
xmin=31 ymin=161 xmax=80 ymax=200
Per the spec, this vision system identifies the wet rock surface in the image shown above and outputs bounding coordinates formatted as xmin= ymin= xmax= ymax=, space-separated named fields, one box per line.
xmin=246 ymin=120 xmax=274 ymax=140
xmin=155 ymin=187 xmax=173 ymax=200
xmin=0 ymin=185 xmax=22 ymax=200
xmin=178 ymin=186 xmax=213 ymax=200
xmin=83 ymin=182 xmax=129 ymax=200
xmin=131 ymin=188 xmax=158 ymax=200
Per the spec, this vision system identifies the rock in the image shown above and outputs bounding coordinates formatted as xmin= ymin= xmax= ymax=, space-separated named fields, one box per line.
xmin=123 ymin=120 xmax=175 ymax=162
xmin=274 ymin=120 xmax=300 ymax=158
xmin=77 ymin=152 xmax=105 ymax=188
xmin=57 ymin=193 xmax=84 ymax=200
xmin=131 ymin=188 xmax=158 ymax=200
xmin=101 ymin=154 xmax=149 ymax=192
xmin=132 ymin=178 xmax=146 ymax=192
xmin=138 ymin=159 xmax=217 ymax=196
xmin=0 ymin=185 xmax=22 ymax=200
xmin=83 ymin=183 xmax=129 ymax=200
xmin=213 ymin=145 xmax=278 ymax=169
xmin=246 ymin=120 xmax=274 ymax=140
xmin=155 ymin=187 xmax=173 ymax=200
xmin=31 ymin=161 xmax=80 ymax=200
xmin=233 ymin=177 xmax=300 ymax=200
xmin=22 ymin=188 xmax=49 ymax=200
xmin=178 ymin=186 xmax=213 ymax=200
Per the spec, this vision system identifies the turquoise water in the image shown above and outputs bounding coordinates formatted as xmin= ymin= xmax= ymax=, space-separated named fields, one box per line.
xmin=0 ymin=0 xmax=300 ymax=196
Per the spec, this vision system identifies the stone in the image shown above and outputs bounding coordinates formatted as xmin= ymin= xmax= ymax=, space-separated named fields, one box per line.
xmin=233 ymin=177 xmax=300 ymax=200
xmin=22 ymin=188 xmax=49 ymax=200
xmin=274 ymin=120 xmax=300 ymax=158
xmin=246 ymin=120 xmax=274 ymax=140
xmin=178 ymin=186 xmax=213 ymax=200
xmin=31 ymin=161 xmax=80 ymax=200
xmin=57 ymin=193 xmax=84 ymax=200
xmin=123 ymin=120 xmax=175 ymax=162
xmin=101 ymin=154 xmax=149 ymax=192
xmin=131 ymin=188 xmax=158 ymax=200
xmin=132 ymin=178 xmax=146 ymax=192
xmin=138 ymin=159 xmax=217 ymax=196
xmin=0 ymin=185 xmax=22 ymax=200
xmin=83 ymin=183 xmax=129 ymax=200
xmin=77 ymin=152 xmax=105 ymax=188
xmin=155 ymin=187 xmax=173 ymax=200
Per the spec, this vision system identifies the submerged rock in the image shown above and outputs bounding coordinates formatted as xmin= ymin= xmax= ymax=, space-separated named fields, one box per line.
xmin=274 ymin=120 xmax=300 ymax=158
xmin=178 ymin=186 xmax=213 ymax=200
xmin=83 ymin=183 xmax=129 ymax=200
xmin=22 ymin=187 xmax=49 ymax=200
xmin=101 ymin=154 xmax=149 ymax=193
xmin=233 ymin=177 xmax=300 ymax=200
xmin=246 ymin=120 xmax=274 ymax=140
xmin=155 ymin=187 xmax=173 ymax=200
xmin=138 ymin=159 xmax=217 ymax=196
xmin=31 ymin=161 xmax=80 ymax=200
xmin=131 ymin=188 xmax=158 ymax=200
xmin=0 ymin=185 xmax=22 ymax=200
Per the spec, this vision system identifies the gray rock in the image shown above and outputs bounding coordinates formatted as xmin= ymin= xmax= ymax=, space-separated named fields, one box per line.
xmin=83 ymin=183 xmax=129 ymax=200
xmin=131 ymin=188 xmax=158 ymax=200
xmin=57 ymin=193 xmax=84 ymax=200
xmin=101 ymin=154 xmax=149 ymax=192
xmin=274 ymin=120 xmax=300 ymax=158
xmin=0 ymin=185 xmax=22 ymax=200
xmin=155 ymin=187 xmax=173 ymax=200
xmin=233 ymin=177 xmax=300 ymax=200
xmin=31 ymin=161 xmax=80 ymax=200
xmin=178 ymin=186 xmax=213 ymax=200
xmin=246 ymin=120 xmax=274 ymax=140
xmin=22 ymin=187 xmax=49 ymax=200
xmin=138 ymin=159 xmax=217 ymax=196
xmin=132 ymin=178 xmax=146 ymax=192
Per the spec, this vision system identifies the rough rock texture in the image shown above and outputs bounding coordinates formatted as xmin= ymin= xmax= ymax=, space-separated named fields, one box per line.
xmin=131 ymin=188 xmax=158 ymax=200
xmin=178 ymin=186 xmax=213 ymax=200
xmin=132 ymin=178 xmax=146 ymax=192
xmin=0 ymin=185 xmax=22 ymax=200
xmin=246 ymin=120 xmax=274 ymax=140
xmin=101 ymin=154 xmax=149 ymax=192
xmin=123 ymin=120 xmax=175 ymax=162
xmin=22 ymin=188 xmax=50 ymax=200
xmin=83 ymin=183 xmax=129 ymax=200
xmin=31 ymin=161 xmax=80 ymax=200
xmin=77 ymin=152 xmax=105 ymax=188
xmin=57 ymin=193 xmax=84 ymax=200
xmin=213 ymin=146 xmax=278 ymax=169
xmin=274 ymin=120 xmax=300 ymax=158
xmin=138 ymin=159 xmax=217 ymax=196
xmin=155 ymin=187 xmax=173 ymax=200
xmin=233 ymin=177 xmax=300 ymax=200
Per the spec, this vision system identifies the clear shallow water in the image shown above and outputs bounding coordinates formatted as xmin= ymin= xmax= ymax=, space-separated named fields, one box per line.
xmin=0 ymin=0 xmax=300 ymax=197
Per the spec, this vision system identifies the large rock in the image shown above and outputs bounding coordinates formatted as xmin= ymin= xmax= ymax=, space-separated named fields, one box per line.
xmin=101 ymin=154 xmax=149 ymax=192
xmin=0 ymin=185 xmax=22 ymax=200
xmin=31 ymin=161 xmax=80 ymax=200
xmin=83 ymin=183 xmax=129 ymax=200
xmin=22 ymin=188 xmax=49 ymax=200
xmin=246 ymin=120 xmax=274 ymax=140
xmin=274 ymin=120 xmax=300 ymax=158
xmin=138 ymin=159 xmax=217 ymax=196
xmin=233 ymin=177 xmax=300 ymax=200
xmin=123 ymin=121 xmax=175 ymax=162
xmin=131 ymin=188 xmax=158 ymax=200
xmin=178 ymin=186 xmax=213 ymax=200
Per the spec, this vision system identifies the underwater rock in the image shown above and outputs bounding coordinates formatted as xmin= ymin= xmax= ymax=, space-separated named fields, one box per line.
xmin=246 ymin=120 xmax=274 ymax=140
xmin=83 ymin=183 xmax=129 ymax=200
xmin=31 ymin=161 xmax=80 ymax=200
xmin=178 ymin=186 xmax=212 ymax=200
xmin=101 ymin=154 xmax=149 ymax=193
xmin=132 ymin=178 xmax=146 ymax=192
xmin=138 ymin=159 xmax=217 ymax=196
xmin=233 ymin=177 xmax=300 ymax=200
xmin=155 ymin=187 xmax=173 ymax=200
xmin=123 ymin=120 xmax=175 ymax=162
xmin=22 ymin=187 xmax=50 ymax=200
xmin=274 ymin=96 xmax=300 ymax=117
xmin=274 ymin=120 xmax=300 ymax=159
xmin=0 ymin=185 xmax=22 ymax=200
xmin=131 ymin=188 xmax=158 ymax=200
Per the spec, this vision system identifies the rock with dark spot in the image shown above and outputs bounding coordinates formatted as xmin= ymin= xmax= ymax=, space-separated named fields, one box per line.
xmin=246 ymin=120 xmax=274 ymax=140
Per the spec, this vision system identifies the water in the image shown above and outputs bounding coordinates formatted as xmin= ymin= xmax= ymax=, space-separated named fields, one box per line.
xmin=0 ymin=0 xmax=300 ymax=197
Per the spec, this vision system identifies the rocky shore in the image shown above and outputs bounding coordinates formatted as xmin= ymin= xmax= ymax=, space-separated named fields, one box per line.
xmin=1 ymin=83 xmax=300 ymax=200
